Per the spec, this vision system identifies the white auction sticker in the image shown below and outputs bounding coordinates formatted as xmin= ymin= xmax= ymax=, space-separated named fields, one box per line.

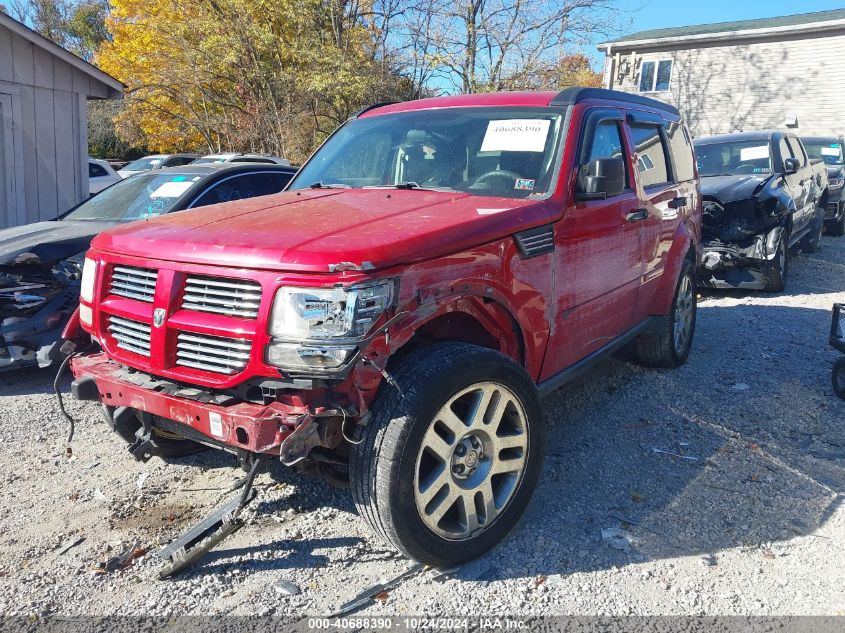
xmin=822 ymin=146 xmax=841 ymax=157
xmin=209 ymin=412 xmax=224 ymax=437
xmin=739 ymin=145 xmax=769 ymax=161
xmin=480 ymin=119 xmax=551 ymax=153
xmin=150 ymin=181 xmax=194 ymax=198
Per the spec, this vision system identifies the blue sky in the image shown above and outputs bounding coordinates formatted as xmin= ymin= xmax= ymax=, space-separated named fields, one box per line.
xmin=587 ymin=0 xmax=845 ymax=64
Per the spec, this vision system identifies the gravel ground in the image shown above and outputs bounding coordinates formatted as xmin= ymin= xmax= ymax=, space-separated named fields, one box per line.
xmin=0 ymin=237 xmax=843 ymax=619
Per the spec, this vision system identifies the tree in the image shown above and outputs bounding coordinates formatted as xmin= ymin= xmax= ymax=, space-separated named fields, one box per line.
xmin=97 ymin=0 xmax=413 ymax=161
xmin=6 ymin=0 xmax=109 ymax=61
xmin=374 ymin=0 xmax=619 ymax=94
xmin=527 ymin=53 xmax=603 ymax=90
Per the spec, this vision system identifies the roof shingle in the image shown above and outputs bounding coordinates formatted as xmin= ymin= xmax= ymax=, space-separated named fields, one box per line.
xmin=602 ymin=8 xmax=845 ymax=45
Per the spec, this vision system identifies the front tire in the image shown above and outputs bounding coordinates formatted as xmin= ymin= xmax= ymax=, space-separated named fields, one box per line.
xmin=349 ymin=343 xmax=545 ymax=567
xmin=635 ymin=259 xmax=697 ymax=368
xmin=826 ymin=205 xmax=845 ymax=237
xmin=763 ymin=235 xmax=788 ymax=293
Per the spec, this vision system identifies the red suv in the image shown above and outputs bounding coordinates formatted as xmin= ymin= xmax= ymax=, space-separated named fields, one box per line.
xmin=65 ymin=88 xmax=701 ymax=568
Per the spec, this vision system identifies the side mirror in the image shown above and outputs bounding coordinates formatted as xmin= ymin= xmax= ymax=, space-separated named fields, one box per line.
xmin=783 ymin=157 xmax=800 ymax=175
xmin=577 ymin=158 xmax=626 ymax=201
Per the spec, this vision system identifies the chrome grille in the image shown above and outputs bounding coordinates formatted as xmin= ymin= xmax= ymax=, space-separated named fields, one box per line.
xmin=181 ymin=275 xmax=262 ymax=319
xmin=108 ymin=315 xmax=151 ymax=357
xmin=176 ymin=331 xmax=252 ymax=374
xmin=110 ymin=266 xmax=158 ymax=302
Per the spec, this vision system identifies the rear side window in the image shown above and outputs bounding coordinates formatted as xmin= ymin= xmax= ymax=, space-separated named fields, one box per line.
xmin=192 ymin=172 xmax=288 ymax=207
xmin=629 ymin=123 xmax=671 ymax=188
xmin=666 ymin=122 xmax=695 ymax=182
xmin=89 ymin=162 xmax=108 ymax=178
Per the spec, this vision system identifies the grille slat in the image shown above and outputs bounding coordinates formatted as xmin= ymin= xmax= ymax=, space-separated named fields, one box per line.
xmin=108 ymin=316 xmax=151 ymax=357
xmin=181 ymin=275 xmax=262 ymax=319
xmin=176 ymin=331 xmax=252 ymax=375
xmin=110 ymin=266 xmax=158 ymax=302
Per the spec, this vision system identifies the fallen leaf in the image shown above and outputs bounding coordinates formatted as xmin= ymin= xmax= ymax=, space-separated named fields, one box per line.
xmin=535 ymin=575 xmax=547 ymax=586
xmin=750 ymin=473 xmax=760 ymax=482
xmin=373 ymin=591 xmax=389 ymax=603
xmin=629 ymin=490 xmax=647 ymax=503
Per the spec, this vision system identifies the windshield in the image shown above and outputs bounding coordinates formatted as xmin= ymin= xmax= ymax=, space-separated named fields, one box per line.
xmin=192 ymin=156 xmax=226 ymax=164
xmin=694 ymin=140 xmax=773 ymax=177
xmin=64 ymin=173 xmax=202 ymax=221
xmin=288 ymin=108 xmax=564 ymax=199
xmin=804 ymin=141 xmax=844 ymax=166
xmin=123 ymin=156 xmax=165 ymax=171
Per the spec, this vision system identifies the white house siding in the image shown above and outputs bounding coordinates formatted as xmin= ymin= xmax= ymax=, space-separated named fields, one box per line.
xmin=0 ymin=20 xmax=116 ymax=229
xmin=604 ymin=29 xmax=845 ymax=139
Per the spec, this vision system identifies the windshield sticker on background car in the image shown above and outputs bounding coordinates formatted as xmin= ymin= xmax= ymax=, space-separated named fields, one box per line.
xmin=822 ymin=146 xmax=841 ymax=156
xmin=514 ymin=178 xmax=535 ymax=191
xmin=480 ymin=119 xmax=551 ymax=153
xmin=739 ymin=145 xmax=770 ymax=161
xmin=150 ymin=181 xmax=194 ymax=198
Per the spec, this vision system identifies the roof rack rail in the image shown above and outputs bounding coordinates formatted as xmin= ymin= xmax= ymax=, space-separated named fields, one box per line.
xmin=551 ymin=88 xmax=679 ymax=116
xmin=352 ymin=102 xmax=398 ymax=118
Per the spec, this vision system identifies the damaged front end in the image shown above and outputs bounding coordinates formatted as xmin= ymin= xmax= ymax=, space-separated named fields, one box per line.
xmin=698 ymin=184 xmax=788 ymax=290
xmin=0 ymin=254 xmax=83 ymax=370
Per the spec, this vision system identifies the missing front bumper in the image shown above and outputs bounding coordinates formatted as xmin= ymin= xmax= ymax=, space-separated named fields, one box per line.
xmin=69 ymin=353 xmax=304 ymax=455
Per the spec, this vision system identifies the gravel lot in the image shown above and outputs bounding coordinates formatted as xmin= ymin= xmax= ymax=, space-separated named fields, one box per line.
xmin=1 ymin=236 xmax=843 ymax=619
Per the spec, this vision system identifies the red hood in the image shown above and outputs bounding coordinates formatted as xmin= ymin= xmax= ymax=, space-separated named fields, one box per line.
xmin=92 ymin=189 xmax=553 ymax=272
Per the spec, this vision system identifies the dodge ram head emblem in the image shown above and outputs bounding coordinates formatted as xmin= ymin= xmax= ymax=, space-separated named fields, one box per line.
xmin=153 ymin=308 xmax=166 ymax=328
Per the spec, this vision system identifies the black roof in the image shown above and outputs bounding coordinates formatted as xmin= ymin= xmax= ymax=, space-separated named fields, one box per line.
xmin=551 ymin=87 xmax=680 ymax=116
xmin=693 ymin=131 xmax=780 ymax=145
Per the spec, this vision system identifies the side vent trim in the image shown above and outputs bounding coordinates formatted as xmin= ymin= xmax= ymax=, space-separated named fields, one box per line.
xmin=514 ymin=224 xmax=555 ymax=259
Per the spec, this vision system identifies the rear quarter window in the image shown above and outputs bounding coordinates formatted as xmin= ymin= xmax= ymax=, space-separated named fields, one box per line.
xmin=666 ymin=122 xmax=695 ymax=182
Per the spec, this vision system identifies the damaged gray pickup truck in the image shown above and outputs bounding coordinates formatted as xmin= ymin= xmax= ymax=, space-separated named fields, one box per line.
xmin=693 ymin=131 xmax=828 ymax=292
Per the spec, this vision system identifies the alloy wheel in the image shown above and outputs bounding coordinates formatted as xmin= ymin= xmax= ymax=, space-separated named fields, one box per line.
xmin=414 ymin=382 xmax=529 ymax=541
xmin=673 ymin=274 xmax=695 ymax=355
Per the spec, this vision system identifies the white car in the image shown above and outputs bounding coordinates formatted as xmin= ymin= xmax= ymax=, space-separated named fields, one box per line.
xmin=191 ymin=153 xmax=291 ymax=166
xmin=88 ymin=158 xmax=121 ymax=195
xmin=117 ymin=154 xmax=199 ymax=179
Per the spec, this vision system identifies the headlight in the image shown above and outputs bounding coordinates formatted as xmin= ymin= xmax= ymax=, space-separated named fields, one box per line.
xmin=830 ymin=178 xmax=844 ymax=189
xmin=268 ymin=281 xmax=394 ymax=341
xmin=80 ymin=258 xmax=97 ymax=303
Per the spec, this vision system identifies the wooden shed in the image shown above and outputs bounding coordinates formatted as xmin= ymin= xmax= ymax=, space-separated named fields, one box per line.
xmin=0 ymin=12 xmax=123 ymax=229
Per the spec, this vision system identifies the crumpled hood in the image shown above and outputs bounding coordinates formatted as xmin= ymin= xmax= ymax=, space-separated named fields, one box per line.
xmin=0 ymin=220 xmax=117 ymax=266
xmin=700 ymin=175 xmax=770 ymax=204
xmin=92 ymin=189 xmax=552 ymax=272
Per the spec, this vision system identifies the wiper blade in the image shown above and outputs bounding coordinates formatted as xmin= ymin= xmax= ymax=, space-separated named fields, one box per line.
xmin=363 ymin=182 xmax=456 ymax=192
xmin=308 ymin=182 xmax=350 ymax=189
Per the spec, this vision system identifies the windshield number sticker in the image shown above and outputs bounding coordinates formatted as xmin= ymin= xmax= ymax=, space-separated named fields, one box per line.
xmin=514 ymin=178 xmax=535 ymax=191
xmin=739 ymin=145 xmax=769 ymax=161
xmin=150 ymin=181 xmax=194 ymax=198
xmin=481 ymin=119 xmax=551 ymax=153
xmin=822 ymin=147 xmax=841 ymax=157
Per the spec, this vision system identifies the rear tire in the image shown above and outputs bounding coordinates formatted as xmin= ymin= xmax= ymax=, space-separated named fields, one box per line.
xmin=349 ymin=342 xmax=545 ymax=567
xmin=833 ymin=358 xmax=845 ymax=400
xmin=801 ymin=208 xmax=824 ymax=253
xmin=763 ymin=236 xmax=788 ymax=293
xmin=635 ymin=259 xmax=696 ymax=368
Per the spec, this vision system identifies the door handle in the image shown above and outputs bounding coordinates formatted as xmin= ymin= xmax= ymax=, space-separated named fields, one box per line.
xmin=668 ymin=196 xmax=687 ymax=209
xmin=626 ymin=208 xmax=648 ymax=221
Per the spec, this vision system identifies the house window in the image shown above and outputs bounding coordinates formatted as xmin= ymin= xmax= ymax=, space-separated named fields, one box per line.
xmin=638 ymin=59 xmax=672 ymax=92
